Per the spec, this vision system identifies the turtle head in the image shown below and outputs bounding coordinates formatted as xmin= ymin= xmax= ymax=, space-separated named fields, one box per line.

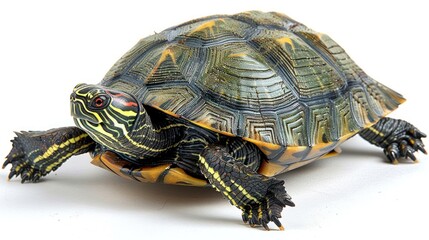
xmin=70 ymin=83 xmax=142 ymax=154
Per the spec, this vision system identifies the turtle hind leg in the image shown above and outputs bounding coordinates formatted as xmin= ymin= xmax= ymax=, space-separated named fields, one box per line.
xmin=198 ymin=144 xmax=294 ymax=230
xmin=359 ymin=117 xmax=427 ymax=163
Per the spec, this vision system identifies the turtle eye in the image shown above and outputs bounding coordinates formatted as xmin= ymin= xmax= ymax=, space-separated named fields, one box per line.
xmin=90 ymin=95 xmax=109 ymax=109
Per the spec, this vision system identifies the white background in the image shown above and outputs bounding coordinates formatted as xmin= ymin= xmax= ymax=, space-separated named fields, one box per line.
xmin=0 ymin=0 xmax=428 ymax=239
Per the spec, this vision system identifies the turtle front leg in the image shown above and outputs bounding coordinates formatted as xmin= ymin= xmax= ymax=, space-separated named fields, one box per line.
xmin=3 ymin=127 xmax=95 ymax=182
xmin=198 ymin=144 xmax=295 ymax=230
xmin=359 ymin=117 xmax=427 ymax=163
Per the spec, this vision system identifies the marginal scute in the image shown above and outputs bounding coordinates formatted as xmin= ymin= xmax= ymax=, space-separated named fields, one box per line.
xmin=361 ymin=77 xmax=405 ymax=115
xmin=243 ymin=113 xmax=282 ymax=145
xmin=308 ymin=103 xmax=333 ymax=145
xmin=279 ymin=104 xmax=308 ymax=146
xmin=377 ymin=83 xmax=406 ymax=109
xmin=305 ymin=141 xmax=339 ymax=160
xmin=163 ymin=167 xmax=208 ymax=186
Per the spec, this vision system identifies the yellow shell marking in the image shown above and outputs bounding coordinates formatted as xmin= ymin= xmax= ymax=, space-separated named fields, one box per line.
xmin=92 ymin=152 xmax=206 ymax=185
xmin=276 ymin=37 xmax=295 ymax=51
xmin=319 ymin=147 xmax=342 ymax=159
xmin=228 ymin=52 xmax=247 ymax=58
xmin=163 ymin=168 xmax=207 ymax=186
xmin=188 ymin=19 xmax=225 ymax=37
xmin=258 ymin=161 xmax=285 ymax=177
xmin=151 ymin=106 xmax=181 ymax=118
xmin=315 ymin=32 xmax=325 ymax=40
xmin=243 ymin=137 xmax=282 ymax=157
xmin=146 ymin=48 xmax=177 ymax=82
xmin=287 ymin=159 xmax=316 ymax=171
xmin=258 ymin=131 xmax=357 ymax=177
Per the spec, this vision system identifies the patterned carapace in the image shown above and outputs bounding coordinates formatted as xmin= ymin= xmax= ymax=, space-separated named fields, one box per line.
xmin=97 ymin=11 xmax=404 ymax=177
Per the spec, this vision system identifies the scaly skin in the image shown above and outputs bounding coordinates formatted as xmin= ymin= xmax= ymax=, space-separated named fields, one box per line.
xmin=359 ymin=117 xmax=427 ymax=163
xmin=198 ymin=144 xmax=295 ymax=230
xmin=3 ymin=127 xmax=95 ymax=182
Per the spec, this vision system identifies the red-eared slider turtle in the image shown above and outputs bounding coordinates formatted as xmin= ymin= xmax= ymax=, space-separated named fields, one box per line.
xmin=3 ymin=11 xmax=427 ymax=230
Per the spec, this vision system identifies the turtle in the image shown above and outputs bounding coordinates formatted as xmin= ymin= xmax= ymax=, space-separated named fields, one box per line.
xmin=3 ymin=11 xmax=427 ymax=230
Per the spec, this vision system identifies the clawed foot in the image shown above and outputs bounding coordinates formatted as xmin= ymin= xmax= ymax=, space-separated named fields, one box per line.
xmin=241 ymin=179 xmax=295 ymax=231
xmin=199 ymin=144 xmax=296 ymax=231
xmin=384 ymin=126 xmax=427 ymax=164
xmin=3 ymin=127 xmax=94 ymax=183
xmin=3 ymin=131 xmax=48 ymax=182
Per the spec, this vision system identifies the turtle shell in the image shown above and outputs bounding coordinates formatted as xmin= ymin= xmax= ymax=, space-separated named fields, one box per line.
xmin=99 ymin=11 xmax=405 ymax=176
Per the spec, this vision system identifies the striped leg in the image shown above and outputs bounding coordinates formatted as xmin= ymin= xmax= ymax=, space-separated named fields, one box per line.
xmin=359 ymin=117 xmax=427 ymax=163
xmin=198 ymin=144 xmax=295 ymax=230
xmin=3 ymin=127 xmax=95 ymax=182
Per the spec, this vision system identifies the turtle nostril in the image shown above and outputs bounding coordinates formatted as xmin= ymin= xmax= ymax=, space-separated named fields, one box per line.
xmin=70 ymin=92 xmax=77 ymax=101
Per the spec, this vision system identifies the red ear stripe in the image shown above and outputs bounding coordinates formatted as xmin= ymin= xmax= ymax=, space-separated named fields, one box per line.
xmin=106 ymin=90 xmax=124 ymax=97
xmin=122 ymin=101 xmax=138 ymax=107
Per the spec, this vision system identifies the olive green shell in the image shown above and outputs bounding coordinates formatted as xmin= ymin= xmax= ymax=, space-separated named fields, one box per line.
xmin=100 ymin=11 xmax=404 ymax=175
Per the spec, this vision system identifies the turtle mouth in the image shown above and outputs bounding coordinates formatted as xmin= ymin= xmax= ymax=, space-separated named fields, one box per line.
xmin=70 ymin=100 xmax=101 ymax=124
xmin=73 ymin=118 xmax=102 ymax=133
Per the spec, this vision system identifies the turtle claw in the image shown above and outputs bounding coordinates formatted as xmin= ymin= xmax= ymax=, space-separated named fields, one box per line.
xmin=272 ymin=216 xmax=285 ymax=230
xmin=7 ymin=167 xmax=17 ymax=180
xmin=5 ymin=154 xmax=44 ymax=183
xmin=417 ymin=144 xmax=427 ymax=155
xmin=383 ymin=125 xmax=426 ymax=163
xmin=242 ymin=212 xmax=249 ymax=223
xmin=360 ymin=118 xmax=427 ymax=163
xmin=262 ymin=221 xmax=270 ymax=231
xmin=241 ymin=180 xmax=294 ymax=231
xmin=4 ymin=131 xmax=54 ymax=183
xmin=409 ymin=127 xmax=427 ymax=139
xmin=2 ymin=158 xmax=11 ymax=169
xmin=4 ymin=127 xmax=93 ymax=183
xmin=20 ymin=174 xmax=29 ymax=184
